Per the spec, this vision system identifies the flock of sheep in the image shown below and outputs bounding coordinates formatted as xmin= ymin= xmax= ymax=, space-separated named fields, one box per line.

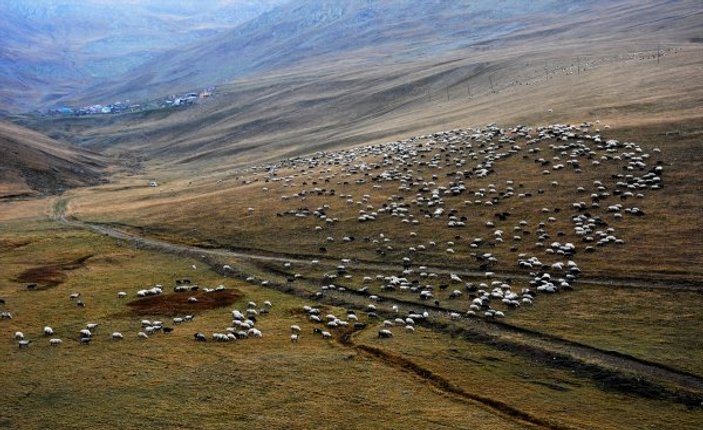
xmin=244 ymin=120 xmax=663 ymax=337
xmin=3 ymin=120 xmax=664 ymax=347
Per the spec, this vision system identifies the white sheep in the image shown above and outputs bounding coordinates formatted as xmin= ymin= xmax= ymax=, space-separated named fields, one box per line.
xmin=112 ymin=332 xmax=124 ymax=340
xmin=138 ymin=332 xmax=149 ymax=339
xmin=43 ymin=326 xmax=54 ymax=336
xmin=377 ymin=329 xmax=393 ymax=338
xmin=49 ymin=338 xmax=62 ymax=346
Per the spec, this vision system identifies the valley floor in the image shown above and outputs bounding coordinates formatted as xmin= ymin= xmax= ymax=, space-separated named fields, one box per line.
xmin=1 ymin=119 xmax=702 ymax=429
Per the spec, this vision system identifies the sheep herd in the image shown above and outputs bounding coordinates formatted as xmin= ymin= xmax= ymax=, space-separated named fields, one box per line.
xmin=238 ymin=120 xmax=663 ymax=335
xmin=3 ymin=120 xmax=665 ymax=349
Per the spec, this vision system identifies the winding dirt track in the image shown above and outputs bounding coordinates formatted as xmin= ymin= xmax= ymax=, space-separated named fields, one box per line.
xmin=83 ymin=221 xmax=702 ymax=291
xmin=59 ymin=215 xmax=703 ymax=401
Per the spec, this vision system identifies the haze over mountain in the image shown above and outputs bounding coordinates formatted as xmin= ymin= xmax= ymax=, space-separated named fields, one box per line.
xmin=62 ymin=0 xmax=609 ymax=106
xmin=0 ymin=0 xmax=287 ymax=113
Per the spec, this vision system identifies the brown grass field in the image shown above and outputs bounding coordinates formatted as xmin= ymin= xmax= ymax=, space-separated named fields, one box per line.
xmin=1 ymin=219 xmax=702 ymax=429
xmin=2 ymin=5 xmax=703 ymax=427
xmin=3 ymin=115 xmax=701 ymax=429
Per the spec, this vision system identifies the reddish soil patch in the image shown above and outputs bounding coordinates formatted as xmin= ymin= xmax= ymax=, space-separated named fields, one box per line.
xmin=15 ymin=255 xmax=92 ymax=289
xmin=127 ymin=289 xmax=242 ymax=316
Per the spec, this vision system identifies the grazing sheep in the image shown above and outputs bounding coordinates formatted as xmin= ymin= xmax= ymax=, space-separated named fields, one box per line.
xmin=18 ymin=340 xmax=31 ymax=349
xmin=49 ymin=338 xmax=62 ymax=346
xmin=378 ymin=329 xmax=393 ymax=339
xmin=112 ymin=332 xmax=124 ymax=340
xmin=194 ymin=332 xmax=207 ymax=342
xmin=321 ymin=331 xmax=332 ymax=339
xmin=14 ymin=331 xmax=24 ymax=340
xmin=43 ymin=326 xmax=54 ymax=336
xmin=79 ymin=337 xmax=91 ymax=345
xmin=290 ymin=334 xmax=299 ymax=343
xmin=138 ymin=332 xmax=149 ymax=339
xmin=290 ymin=325 xmax=301 ymax=333
xmin=117 ymin=292 xmax=127 ymax=298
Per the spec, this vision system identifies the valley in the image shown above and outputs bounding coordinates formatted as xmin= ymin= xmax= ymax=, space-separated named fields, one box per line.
xmin=1 ymin=1 xmax=702 ymax=429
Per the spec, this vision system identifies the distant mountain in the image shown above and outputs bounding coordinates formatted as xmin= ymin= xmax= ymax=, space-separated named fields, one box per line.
xmin=0 ymin=121 xmax=105 ymax=197
xmin=0 ymin=0 xmax=288 ymax=112
xmin=65 ymin=0 xmax=608 ymax=105
xmin=21 ymin=0 xmax=700 ymax=170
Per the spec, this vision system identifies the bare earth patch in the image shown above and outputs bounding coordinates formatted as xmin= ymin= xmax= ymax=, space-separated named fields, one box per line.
xmin=127 ymin=289 xmax=242 ymax=316
xmin=14 ymin=255 xmax=92 ymax=289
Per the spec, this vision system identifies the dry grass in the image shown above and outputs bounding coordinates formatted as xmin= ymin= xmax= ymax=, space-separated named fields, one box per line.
xmin=353 ymin=325 xmax=703 ymax=430
xmin=0 ymin=220 xmax=532 ymax=430
xmin=64 ymin=119 xmax=703 ymax=280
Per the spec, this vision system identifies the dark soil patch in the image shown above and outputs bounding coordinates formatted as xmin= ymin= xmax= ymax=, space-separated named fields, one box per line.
xmin=127 ymin=289 xmax=242 ymax=316
xmin=15 ymin=255 xmax=92 ymax=289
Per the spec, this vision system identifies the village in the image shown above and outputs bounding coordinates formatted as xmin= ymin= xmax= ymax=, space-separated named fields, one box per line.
xmin=48 ymin=87 xmax=215 ymax=117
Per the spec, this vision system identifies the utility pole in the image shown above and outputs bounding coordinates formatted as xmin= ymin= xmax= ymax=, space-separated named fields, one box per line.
xmin=446 ymin=86 xmax=449 ymax=102
xmin=577 ymin=56 xmax=580 ymax=75
xmin=489 ymin=75 xmax=495 ymax=93
xmin=657 ymin=43 xmax=661 ymax=65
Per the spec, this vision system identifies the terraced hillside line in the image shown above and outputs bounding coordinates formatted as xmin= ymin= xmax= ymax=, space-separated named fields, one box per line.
xmin=56 ymin=215 xmax=703 ymax=400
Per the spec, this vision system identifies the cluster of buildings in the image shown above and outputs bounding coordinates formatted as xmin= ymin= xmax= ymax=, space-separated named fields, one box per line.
xmin=48 ymin=88 xmax=214 ymax=117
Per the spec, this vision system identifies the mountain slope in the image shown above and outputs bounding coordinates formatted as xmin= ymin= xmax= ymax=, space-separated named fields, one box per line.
xmin=0 ymin=0 xmax=287 ymax=113
xmin=0 ymin=121 xmax=106 ymax=197
xmin=65 ymin=0 xmax=609 ymax=106
xmin=22 ymin=0 xmax=701 ymax=169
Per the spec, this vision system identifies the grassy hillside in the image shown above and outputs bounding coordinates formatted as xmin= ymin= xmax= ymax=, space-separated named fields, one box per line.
xmin=0 ymin=121 xmax=106 ymax=198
